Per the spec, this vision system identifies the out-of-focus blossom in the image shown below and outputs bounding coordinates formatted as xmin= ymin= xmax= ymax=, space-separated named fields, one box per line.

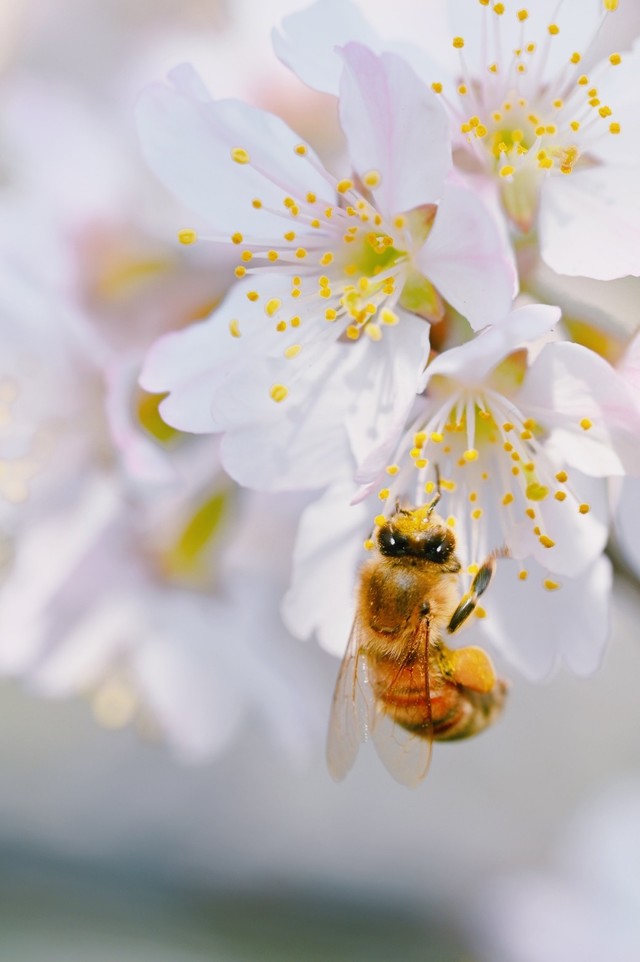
xmin=283 ymin=304 xmax=640 ymax=678
xmin=275 ymin=0 xmax=640 ymax=280
xmin=468 ymin=779 xmax=640 ymax=962
xmin=137 ymin=48 xmax=516 ymax=490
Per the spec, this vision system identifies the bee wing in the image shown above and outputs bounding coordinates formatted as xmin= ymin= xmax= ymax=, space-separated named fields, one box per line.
xmin=326 ymin=618 xmax=376 ymax=781
xmin=370 ymin=620 xmax=433 ymax=788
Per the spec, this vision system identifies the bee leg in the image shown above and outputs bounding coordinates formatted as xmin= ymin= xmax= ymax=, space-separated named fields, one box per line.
xmin=447 ymin=556 xmax=497 ymax=634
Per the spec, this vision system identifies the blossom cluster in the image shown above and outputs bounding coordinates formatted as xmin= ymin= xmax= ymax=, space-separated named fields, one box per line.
xmin=135 ymin=0 xmax=640 ymax=681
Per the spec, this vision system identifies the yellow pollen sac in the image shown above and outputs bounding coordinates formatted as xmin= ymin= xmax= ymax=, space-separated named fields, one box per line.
xmin=548 ymin=23 xmax=560 ymax=35
xmin=295 ymin=248 xmax=307 ymax=259
xmin=241 ymin=251 xmax=253 ymax=263
xmin=544 ymin=579 xmax=561 ymax=591
xmin=231 ymin=147 xmax=250 ymax=164
xmin=578 ymin=75 xmax=589 ymax=85
xmin=378 ymin=488 xmax=390 ymax=501
xmin=365 ymin=323 xmax=382 ymax=341
xmin=325 ymin=308 xmax=337 ymax=322
xmin=374 ymin=514 xmax=387 ymax=528
xmin=431 ymin=82 xmax=443 ymax=94
xmin=337 ymin=179 xmax=354 ymax=194
xmin=267 ymin=250 xmax=279 ymax=262
xmin=294 ymin=143 xmax=308 ymax=156
xmin=415 ymin=458 xmax=428 ymax=469
xmin=231 ymin=232 xmax=243 ymax=245
xmin=599 ymin=106 xmax=613 ymax=118
xmin=518 ymin=570 xmax=528 ymax=581
xmin=539 ymin=535 xmax=555 ymax=548
xmin=555 ymin=491 xmax=567 ymax=502
xmin=500 ymin=165 xmax=515 ymax=178
xmin=363 ymin=169 xmax=382 ymax=188
xmin=270 ymin=384 xmax=288 ymax=403
xmin=247 ymin=291 xmax=259 ymax=302
xmin=579 ymin=503 xmax=591 ymax=514
xmin=291 ymin=315 xmax=301 ymax=328
xmin=526 ymin=482 xmax=549 ymax=501
xmin=463 ymin=449 xmax=479 ymax=462
xmin=452 ymin=36 xmax=465 ymax=48
xmin=265 ymin=298 xmax=282 ymax=318
xmin=284 ymin=344 xmax=301 ymax=359
xmin=570 ymin=52 xmax=581 ymax=64
xmin=364 ymin=539 xmax=375 ymax=551
xmin=320 ymin=252 xmax=334 ymax=266
xmin=610 ymin=53 xmax=622 ymax=65
xmin=430 ymin=432 xmax=444 ymax=443
xmin=580 ymin=418 xmax=593 ymax=430
xmin=517 ymin=8 xmax=529 ymax=21
xmin=346 ymin=325 xmax=361 ymax=340
xmin=386 ymin=464 xmax=400 ymax=476
xmin=275 ymin=320 xmax=287 ymax=332
xmin=502 ymin=492 xmax=514 ymax=506
xmin=494 ymin=3 xmax=505 ymax=14
xmin=603 ymin=0 xmax=618 ymax=10
xmin=229 ymin=319 xmax=241 ymax=338
xmin=610 ymin=122 xmax=621 ymax=134
xmin=475 ymin=606 xmax=487 ymax=619
xmin=380 ymin=308 xmax=399 ymax=326
xmin=458 ymin=84 xmax=468 ymax=95
xmin=306 ymin=192 xmax=317 ymax=204
xmin=234 ymin=266 xmax=246 ymax=278
xmin=284 ymin=230 xmax=296 ymax=241
xmin=471 ymin=508 xmax=483 ymax=520
xmin=556 ymin=470 xmax=568 ymax=483
xmin=177 ymin=229 xmax=197 ymax=245
xmin=252 ymin=198 xmax=262 ymax=209
xmin=414 ymin=431 xmax=427 ymax=446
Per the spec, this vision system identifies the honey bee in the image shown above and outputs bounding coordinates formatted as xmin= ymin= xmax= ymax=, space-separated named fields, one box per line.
xmin=327 ymin=495 xmax=508 ymax=787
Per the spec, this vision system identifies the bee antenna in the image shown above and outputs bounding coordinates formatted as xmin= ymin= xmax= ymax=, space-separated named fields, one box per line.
xmin=434 ymin=463 xmax=441 ymax=496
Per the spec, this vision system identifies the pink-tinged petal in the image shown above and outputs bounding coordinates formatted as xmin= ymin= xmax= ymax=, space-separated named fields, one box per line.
xmin=282 ymin=481 xmax=367 ymax=655
xmin=519 ymin=341 xmax=640 ymax=476
xmin=345 ymin=310 xmax=430 ymax=474
xmin=338 ymin=43 xmax=451 ymax=214
xmin=539 ymin=167 xmax=640 ymax=279
xmin=424 ymin=304 xmax=560 ymax=389
xmin=469 ymin=555 xmax=612 ymax=680
xmin=272 ymin=0 xmax=379 ymax=95
xmin=417 ymin=183 xmax=518 ymax=329
xmin=136 ymin=66 xmax=333 ymax=235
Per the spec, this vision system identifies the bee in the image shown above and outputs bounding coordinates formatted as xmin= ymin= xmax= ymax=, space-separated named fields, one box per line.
xmin=327 ymin=494 xmax=508 ymax=787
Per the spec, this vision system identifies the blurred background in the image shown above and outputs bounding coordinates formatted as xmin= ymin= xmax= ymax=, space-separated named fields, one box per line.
xmin=2 ymin=1 xmax=640 ymax=959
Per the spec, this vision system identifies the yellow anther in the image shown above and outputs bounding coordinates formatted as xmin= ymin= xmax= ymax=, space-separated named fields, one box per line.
xmin=463 ymin=449 xmax=479 ymax=462
xmin=526 ymin=43 xmax=536 ymax=54
xmin=337 ymin=179 xmax=354 ymax=194
xmin=294 ymin=143 xmax=308 ymax=156
xmin=431 ymin=82 xmax=443 ymax=94
xmin=265 ymin=298 xmax=282 ymax=318
xmin=493 ymin=3 xmax=505 ymax=13
xmin=520 ymin=429 xmax=533 ymax=440
xmin=177 ymin=229 xmax=197 ymax=245
xmin=458 ymin=84 xmax=468 ymax=95
xmin=556 ymin=471 xmax=568 ymax=483
xmin=346 ymin=325 xmax=360 ymax=340
xmin=475 ymin=606 xmax=487 ymax=619
xmin=252 ymin=198 xmax=262 ymax=209
xmin=430 ymin=432 xmax=444 ymax=443
xmin=231 ymin=232 xmax=243 ymax=245
xmin=610 ymin=122 xmax=621 ymax=134
xmin=599 ymin=106 xmax=613 ymax=118
xmin=284 ymin=230 xmax=296 ymax=241
xmin=518 ymin=569 xmax=528 ymax=581
xmin=512 ymin=466 xmax=520 ymax=476
xmin=504 ymin=442 xmax=513 ymax=452
xmin=580 ymin=418 xmax=592 ymax=430
xmin=555 ymin=491 xmax=567 ymax=502
xmin=365 ymin=323 xmax=382 ymax=342
xmin=500 ymin=165 xmax=515 ymax=178
xmin=539 ymin=535 xmax=555 ymax=548
xmin=502 ymin=422 xmax=514 ymax=432
xmin=570 ymin=121 xmax=581 ymax=132
xmin=603 ymin=0 xmax=618 ymax=10
xmin=548 ymin=23 xmax=559 ymax=35
xmin=579 ymin=503 xmax=591 ymax=514
xmin=553 ymin=99 xmax=564 ymax=109
xmin=364 ymin=539 xmax=375 ymax=551
xmin=452 ymin=36 xmax=465 ymax=48
xmin=229 ymin=319 xmax=241 ymax=338
xmin=363 ymin=169 xmax=381 ymax=188
xmin=270 ymin=384 xmax=288 ymax=403
xmin=525 ymin=507 xmax=536 ymax=520
xmin=544 ymin=579 xmax=560 ymax=591
xmin=241 ymin=251 xmax=253 ymax=262
xmin=472 ymin=508 xmax=483 ymax=520
xmin=378 ymin=488 xmax=390 ymax=501
xmin=570 ymin=52 xmax=581 ymax=64
xmin=267 ymin=250 xmax=279 ymax=261
xmin=325 ymin=308 xmax=337 ymax=322
xmin=380 ymin=308 xmax=399 ymax=326
xmin=517 ymin=8 xmax=528 ymax=21
xmin=447 ymin=516 xmax=456 ymax=527
xmin=231 ymin=147 xmax=250 ymax=164
xmin=469 ymin=492 xmax=478 ymax=503
xmin=476 ymin=124 xmax=488 ymax=138
xmin=320 ymin=252 xmax=334 ymax=266
xmin=295 ymin=248 xmax=307 ymax=259
xmin=610 ymin=53 xmax=621 ymax=65
xmin=414 ymin=432 xmax=427 ymax=446
xmin=234 ymin=266 xmax=246 ymax=278
xmin=386 ymin=465 xmax=400 ymax=476
xmin=284 ymin=344 xmax=301 ymax=359
xmin=526 ymin=482 xmax=549 ymax=501
xmin=291 ymin=316 xmax=301 ymax=328
xmin=275 ymin=321 xmax=287 ymax=332
xmin=247 ymin=291 xmax=259 ymax=302
xmin=502 ymin=492 xmax=514 ymax=506
xmin=578 ymin=75 xmax=589 ymax=85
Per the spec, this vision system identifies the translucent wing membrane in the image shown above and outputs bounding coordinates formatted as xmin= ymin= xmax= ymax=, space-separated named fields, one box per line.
xmin=326 ymin=620 xmax=374 ymax=781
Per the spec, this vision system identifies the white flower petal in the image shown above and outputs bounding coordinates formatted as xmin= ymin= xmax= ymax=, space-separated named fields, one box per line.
xmin=417 ymin=183 xmax=518 ymax=330
xmin=338 ymin=43 xmax=451 ymax=213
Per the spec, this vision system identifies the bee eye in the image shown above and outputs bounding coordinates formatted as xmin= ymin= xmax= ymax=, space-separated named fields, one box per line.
xmin=422 ymin=532 xmax=454 ymax=564
xmin=378 ymin=526 xmax=409 ymax=556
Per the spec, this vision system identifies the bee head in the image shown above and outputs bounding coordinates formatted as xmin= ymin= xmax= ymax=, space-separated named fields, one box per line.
xmin=377 ymin=502 xmax=458 ymax=567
